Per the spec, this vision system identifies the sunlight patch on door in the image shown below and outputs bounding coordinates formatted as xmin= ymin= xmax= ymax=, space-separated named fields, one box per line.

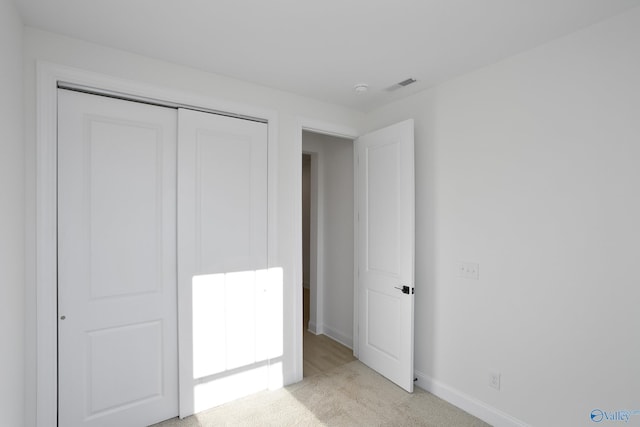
xmin=191 ymin=267 xmax=283 ymax=411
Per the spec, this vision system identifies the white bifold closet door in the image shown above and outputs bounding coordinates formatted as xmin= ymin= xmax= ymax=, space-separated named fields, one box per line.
xmin=58 ymin=89 xmax=179 ymax=427
xmin=58 ymin=90 xmax=272 ymax=426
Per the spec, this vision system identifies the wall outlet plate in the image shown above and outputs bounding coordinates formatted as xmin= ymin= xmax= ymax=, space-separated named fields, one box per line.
xmin=489 ymin=371 xmax=501 ymax=390
xmin=458 ymin=262 xmax=479 ymax=280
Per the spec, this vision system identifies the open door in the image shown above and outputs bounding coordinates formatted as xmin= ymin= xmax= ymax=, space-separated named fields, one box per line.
xmin=355 ymin=119 xmax=415 ymax=392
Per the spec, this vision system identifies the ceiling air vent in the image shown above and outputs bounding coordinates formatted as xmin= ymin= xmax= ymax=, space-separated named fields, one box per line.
xmin=385 ymin=77 xmax=417 ymax=92
xmin=397 ymin=78 xmax=417 ymax=87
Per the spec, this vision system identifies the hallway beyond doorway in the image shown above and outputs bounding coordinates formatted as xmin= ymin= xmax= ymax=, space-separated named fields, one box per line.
xmin=303 ymin=288 xmax=355 ymax=377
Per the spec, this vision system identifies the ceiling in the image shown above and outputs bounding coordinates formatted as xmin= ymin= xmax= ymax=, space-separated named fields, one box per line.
xmin=14 ymin=0 xmax=640 ymax=112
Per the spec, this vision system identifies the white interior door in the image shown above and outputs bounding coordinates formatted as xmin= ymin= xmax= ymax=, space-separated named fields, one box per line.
xmin=356 ymin=119 xmax=415 ymax=392
xmin=177 ymin=109 xmax=277 ymax=417
xmin=58 ymin=90 xmax=179 ymax=426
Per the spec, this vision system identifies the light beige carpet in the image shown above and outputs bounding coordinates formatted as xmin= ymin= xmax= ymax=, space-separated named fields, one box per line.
xmin=151 ymin=361 xmax=490 ymax=427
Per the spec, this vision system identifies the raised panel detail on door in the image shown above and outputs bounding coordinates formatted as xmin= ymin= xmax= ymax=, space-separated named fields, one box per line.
xmin=87 ymin=321 xmax=163 ymax=414
xmin=58 ymin=89 xmax=178 ymax=427
xmin=193 ymin=128 xmax=265 ymax=273
xmin=177 ymin=108 xmax=270 ymax=417
xmin=366 ymin=142 xmax=400 ymax=276
xmin=366 ymin=289 xmax=400 ymax=359
xmin=88 ymin=120 xmax=163 ymax=298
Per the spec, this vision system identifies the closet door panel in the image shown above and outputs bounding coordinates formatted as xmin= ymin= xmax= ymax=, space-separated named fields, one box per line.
xmin=177 ymin=109 xmax=269 ymax=416
xmin=57 ymin=89 xmax=178 ymax=427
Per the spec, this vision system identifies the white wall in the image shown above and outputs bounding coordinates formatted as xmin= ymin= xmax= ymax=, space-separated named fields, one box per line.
xmin=303 ymin=132 xmax=354 ymax=347
xmin=0 ymin=1 xmax=25 ymax=425
xmin=22 ymin=27 xmax=364 ymax=426
xmin=366 ymin=7 xmax=640 ymax=426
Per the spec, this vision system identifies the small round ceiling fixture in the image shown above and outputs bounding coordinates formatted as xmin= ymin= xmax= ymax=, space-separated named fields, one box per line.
xmin=354 ymin=83 xmax=369 ymax=93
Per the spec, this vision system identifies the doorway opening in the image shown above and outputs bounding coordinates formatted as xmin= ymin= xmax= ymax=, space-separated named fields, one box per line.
xmin=301 ymin=130 xmax=356 ymax=377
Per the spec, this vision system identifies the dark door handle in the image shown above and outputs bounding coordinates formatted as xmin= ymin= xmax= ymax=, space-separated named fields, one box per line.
xmin=394 ymin=285 xmax=414 ymax=295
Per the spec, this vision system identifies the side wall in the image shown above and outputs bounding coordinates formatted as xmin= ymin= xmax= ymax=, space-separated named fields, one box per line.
xmin=0 ymin=0 xmax=25 ymax=425
xmin=302 ymin=132 xmax=354 ymax=347
xmin=366 ymin=7 xmax=640 ymax=427
xmin=23 ymin=28 xmax=363 ymax=426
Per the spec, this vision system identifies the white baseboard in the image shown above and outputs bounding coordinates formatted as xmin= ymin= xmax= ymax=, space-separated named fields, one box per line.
xmin=306 ymin=322 xmax=353 ymax=350
xmin=414 ymin=370 xmax=530 ymax=427
xmin=307 ymin=321 xmax=319 ymax=335
xmin=322 ymin=325 xmax=353 ymax=349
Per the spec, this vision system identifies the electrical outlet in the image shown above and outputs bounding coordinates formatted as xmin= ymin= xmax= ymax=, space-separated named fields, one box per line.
xmin=458 ymin=262 xmax=479 ymax=280
xmin=489 ymin=371 xmax=501 ymax=390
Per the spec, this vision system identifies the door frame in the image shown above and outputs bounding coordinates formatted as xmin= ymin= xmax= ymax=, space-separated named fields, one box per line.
xmin=293 ymin=119 xmax=359 ymax=375
xmin=34 ymin=61 xmax=278 ymax=427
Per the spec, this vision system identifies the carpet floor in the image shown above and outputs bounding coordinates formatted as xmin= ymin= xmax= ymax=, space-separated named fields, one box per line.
xmin=151 ymin=360 xmax=490 ymax=427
